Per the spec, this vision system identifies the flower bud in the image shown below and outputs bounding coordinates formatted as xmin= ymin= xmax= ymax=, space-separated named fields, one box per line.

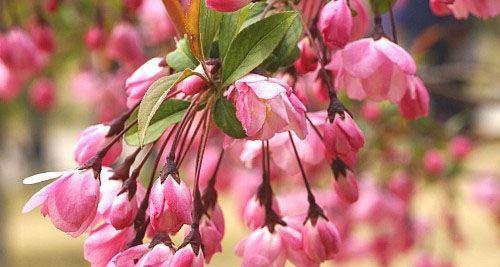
xmin=169 ymin=245 xmax=205 ymax=267
xmin=243 ymin=195 xmax=280 ymax=230
xmin=29 ymin=78 xmax=56 ymax=112
xmin=200 ymin=219 xmax=223 ymax=263
xmin=28 ymin=22 xmax=57 ymax=54
xmin=294 ymin=38 xmax=318 ymax=74
xmin=74 ymin=124 xmax=123 ymax=166
xmin=106 ymin=22 xmax=145 ymax=69
xmin=449 ymin=135 xmax=473 ymax=161
xmin=423 ymin=149 xmax=445 ymax=175
xmin=85 ymin=26 xmax=105 ymax=51
xmin=176 ymin=65 xmax=209 ymax=96
xmin=206 ymin=0 xmax=252 ymax=12
xmin=125 ymin=57 xmax=166 ymax=108
xmin=318 ymin=0 xmax=353 ymax=49
xmin=137 ymin=243 xmax=174 ymax=266
xmin=398 ymin=76 xmax=430 ymax=120
xmin=302 ymin=218 xmax=341 ymax=262
xmin=331 ymin=159 xmax=359 ymax=203
xmin=109 ymin=193 xmax=138 ymax=230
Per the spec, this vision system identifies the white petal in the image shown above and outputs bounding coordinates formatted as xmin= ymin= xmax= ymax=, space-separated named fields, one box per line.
xmin=22 ymin=172 xmax=65 ymax=185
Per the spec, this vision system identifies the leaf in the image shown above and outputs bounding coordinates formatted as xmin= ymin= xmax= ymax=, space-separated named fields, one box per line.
xmin=218 ymin=6 xmax=250 ymax=59
xmin=161 ymin=0 xmax=186 ymax=35
xmin=125 ymin=99 xmax=190 ymax=146
xmin=200 ymin=0 xmax=223 ymax=58
xmin=137 ymin=70 xmax=193 ymax=146
xmin=369 ymin=0 xmax=397 ymax=14
xmin=186 ymin=0 xmax=204 ymax=61
xmin=166 ymin=39 xmax=198 ymax=72
xmin=212 ymin=97 xmax=246 ymax=139
xmin=261 ymin=15 xmax=302 ymax=72
xmin=221 ymin=11 xmax=298 ymax=87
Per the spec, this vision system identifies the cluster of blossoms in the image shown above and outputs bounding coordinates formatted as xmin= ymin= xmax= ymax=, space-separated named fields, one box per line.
xmin=17 ymin=0 xmax=498 ymax=266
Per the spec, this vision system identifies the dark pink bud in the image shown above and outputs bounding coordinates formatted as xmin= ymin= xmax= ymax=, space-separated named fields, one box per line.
xmin=200 ymin=219 xmax=223 ymax=263
xmin=29 ymin=22 xmax=57 ymax=53
xmin=399 ymin=76 xmax=430 ymax=120
xmin=29 ymin=78 xmax=56 ymax=112
xmin=423 ymin=149 xmax=445 ymax=175
xmin=294 ymin=38 xmax=318 ymax=74
xmin=44 ymin=0 xmax=61 ymax=13
xmin=85 ymin=26 xmax=105 ymax=51
xmin=74 ymin=124 xmax=123 ymax=166
xmin=206 ymin=0 xmax=252 ymax=12
xmin=106 ymin=22 xmax=145 ymax=68
xmin=318 ymin=0 xmax=353 ymax=49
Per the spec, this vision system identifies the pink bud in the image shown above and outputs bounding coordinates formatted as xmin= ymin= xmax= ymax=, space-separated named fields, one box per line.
xmin=29 ymin=78 xmax=56 ymax=112
xmin=0 ymin=59 xmax=23 ymax=102
xmin=312 ymin=78 xmax=330 ymax=103
xmin=294 ymin=38 xmax=318 ymax=74
xmin=83 ymin=223 xmax=135 ymax=266
xmin=324 ymin=111 xmax=365 ymax=168
xmin=22 ymin=169 xmax=100 ymax=237
xmin=302 ymin=218 xmax=341 ymax=262
xmin=85 ymin=26 xmax=105 ymax=51
xmin=177 ymin=65 xmax=209 ymax=96
xmin=148 ymin=176 xmax=193 ymax=233
xmin=318 ymin=0 xmax=353 ymax=49
xmin=0 ymin=27 xmax=43 ymax=75
xmin=206 ymin=0 xmax=252 ymax=12
xmin=423 ymin=149 xmax=445 ymax=175
xmin=125 ymin=57 xmax=166 ymax=108
xmin=388 ymin=171 xmax=414 ymax=203
xmin=44 ymin=0 xmax=61 ymax=13
xmin=235 ymin=227 xmax=286 ymax=267
xmin=399 ymin=76 xmax=430 ymax=120
xmin=111 ymin=244 xmax=150 ymax=266
xmin=28 ymin=22 xmax=57 ymax=54
xmin=137 ymin=243 xmax=174 ymax=266
xmin=360 ymin=101 xmax=381 ymax=122
xmin=74 ymin=124 xmax=123 ymax=166
xmin=243 ymin=195 xmax=280 ymax=230
xmin=106 ymin=22 xmax=145 ymax=69
xmin=449 ymin=135 xmax=473 ymax=161
xmin=169 ymin=245 xmax=205 ymax=267
xmin=109 ymin=193 xmax=138 ymax=230
xmin=332 ymin=165 xmax=359 ymax=203
xmin=200 ymin=219 xmax=223 ymax=263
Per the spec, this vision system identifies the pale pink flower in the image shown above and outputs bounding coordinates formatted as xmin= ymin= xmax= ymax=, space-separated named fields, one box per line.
xmin=327 ymin=37 xmax=417 ymax=103
xmin=106 ymin=22 xmax=145 ymax=69
xmin=138 ymin=0 xmax=176 ymax=45
xmin=29 ymin=78 xmax=56 ymax=112
xmin=294 ymin=38 xmax=318 ymax=74
xmin=22 ymin=169 xmax=100 ymax=237
xmin=169 ymin=245 xmax=205 ymax=267
xmin=28 ymin=21 xmax=57 ymax=54
xmin=229 ymin=74 xmax=307 ymax=140
xmin=318 ymin=0 xmax=353 ymax=49
xmin=449 ymin=135 xmax=473 ymax=161
xmin=398 ymin=76 xmax=430 ymax=120
xmin=85 ymin=26 xmax=105 ymax=51
xmin=200 ymin=219 xmax=223 ymax=263
xmin=206 ymin=0 xmax=252 ymax=12
xmin=137 ymin=243 xmax=174 ymax=266
xmin=84 ymin=223 xmax=135 ymax=267
xmin=423 ymin=149 xmax=445 ymax=175
xmin=125 ymin=57 xmax=167 ymax=108
xmin=148 ymin=176 xmax=193 ymax=233
xmin=109 ymin=193 xmax=138 ymax=230
xmin=302 ymin=218 xmax=341 ymax=262
xmin=324 ymin=111 xmax=365 ymax=168
xmin=74 ymin=124 xmax=123 ymax=166
xmin=243 ymin=195 xmax=281 ymax=230
xmin=235 ymin=227 xmax=286 ymax=267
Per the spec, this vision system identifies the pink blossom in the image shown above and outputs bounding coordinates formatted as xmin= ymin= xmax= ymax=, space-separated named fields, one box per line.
xmin=22 ymin=169 xmax=100 ymax=237
xmin=85 ymin=26 xmax=105 ymax=51
xmin=176 ymin=65 xmax=209 ymax=96
xmin=243 ymin=195 xmax=281 ymax=230
xmin=84 ymin=223 xmax=135 ymax=267
xmin=28 ymin=21 xmax=57 ymax=54
xmin=106 ymin=22 xmax=145 ymax=69
xmin=109 ymin=193 xmax=138 ymax=230
xmin=110 ymin=244 xmax=150 ymax=266
xmin=302 ymin=218 xmax=341 ymax=262
xmin=200 ymin=219 xmax=223 ymax=263
xmin=423 ymin=149 xmax=445 ymax=175
xmin=332 ymin=166 xmax=359 ymax=203
xmin=312 ymin=78 xmax=329 ymax=103
xmin=360 ymin=101 xmax=381 ymax=122
xmin=324 ymin=111 xmax=365 ymax=168
xmin=327 ymin=37 xmax=417 ymax=103
xmin=138 ymin=0 xmax=176 ymax=45
xmin=29 ymin=78 xmax=56 ymax=112
xmin=449 ymin=135 xmax=473 ymax=161
xmin=74 ymin=124 xmax=123 ymax=166
xmin=294 ymin=38 xmax=318 ymax=74
xmin=350 ymin=0 xmax=371 ymax=40
xmin=0 ymin=27 xmax=44 ymax=76
xmin=125 ymin=57 xmax=167 ymax=108
xmin=137 ymin=243 xmax=174 ymax=266
xmin=398 ymin=76 xmax=430 ymax=120
xmin=318 ymin=0 xmax=353 ymax=49
xmin=169 ymin=245 xmax=204 ymax=267
xmin=235 ymin=227 xmax=286 ymax=267
xmin=148 ymin=176 xmax=193 ymax=233
xmin=229 ymin=74 xmax=307 ymax=140
xmin=206 ymin=0 xmax=252 ymax=12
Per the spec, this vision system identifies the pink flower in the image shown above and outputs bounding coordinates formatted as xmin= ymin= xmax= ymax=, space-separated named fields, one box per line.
xmin=28 ymin=21 xmax=57 ymax=54
xmin=229 ymin=74 xmax=308 ymax=140
xmin=137 ymin=243 xmax=174 ymax=266
xmin=324 ymin=111 xmax=365 ymax=169
xmin=206 ymin=0 xmax=252 ymax=12
xmin=83 ymin=223 xmax=135 ymax=267
xmin=85 ymin=26 xmax=105 ymax=51
xmin=302 ymin=218 xmax=341 ymax=262
xmin=74 ymin=124 xmax=123 ymax=166
xmin=349 ymin=0 xmax=371 ymax=40
xmin=243 ymin=195 xmax=281 ymax=230
xmin=398 ymin=76 xmax=430 ymax=120
xmin=109 ymin=193 xmax=138 ymax=230
xmin=169 ymin=245 xmax=204 ymax=267
xmin=318 ymin=0 xmax=353 ymax=49
xmin=423 ymin=149 xmax=445 ymax=175
xmin=148 ymin=176 xmax=193 ymax=233
xmin=106 ymin=22 xmax=145 ymax=69
xmin=332 ymin=164 xmax=359 ymax=203
xmin=125 ymin=57 xmax=167 ymax=108
xmin=449 ymin=135 xmax=473 ymax=161
xmin=111 ymin=244 xmax=150 ymax=266
xmin=0 ymin=27 xmax=44 ymax=76
xmin=360 ymin=101 xmax=381 ymax=122
xmin=294 ymin=38 xmax=318 ymax=74
xmin=22 ymin=169 xmax=100 ymax=237
xmin=327 ymin=37 xmax=417 ymax=103
xmin=200 ymin=219 xmax=223 ymax=263
xmin=235 ymin=227 xmax=286 ymax=266
xmin=176 ymin=65 xmax=209 ymax=96
xmin=138 ymin=0 xmax=176 ymax=45
xmin=29 ymin=78 xmax=56 ymax=112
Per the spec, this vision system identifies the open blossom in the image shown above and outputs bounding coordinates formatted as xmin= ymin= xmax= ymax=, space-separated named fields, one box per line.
xmin=327 ymin=37 xmax=417 ymax=104
xmin=22 ymin=169 xmax=100 ymax=237
xmin=206 ymin=0 xmax=252 ymax=12
xmin=169 ymin=245 xmax=205 ymax=267
xmin=302 ymin=218 xmax=341 ymax=262
xmin=106 ymin=22 xmax=145 ymax=69
xmin=148 ymin=176 xmax=193 ymax=233
xmin=74 ymin=124 xmax=123 ymax=166
xmin=29 ymin=78 xmax=56 ymax=112
xmin=109 ymin=193 xmax=138 ymax=230
xmin=229 ymin=74 xmax=307 ymax=140
xmin=125 ymin=57 xmax=167 ymax=108
xmin=83 ymin=223 xmax=135 ymax=267
xmin=324 ymin=111 xmax=365 ymax=169
xmin=398 ymin=76 xmax=430 ymax=120
xmin=294 ymin=38 xmax=318 ymax=74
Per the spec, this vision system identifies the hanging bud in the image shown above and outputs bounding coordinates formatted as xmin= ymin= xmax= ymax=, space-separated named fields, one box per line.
xmin=331 ymin=159 xmax=359 ymax=203
xmin=29 ymin=78 xmax=56 ymax=112
xmin=109 ymin=193 xmax=138 ymax=230
xmin=85 ymin=25 xmax=105 ymax=51
xmin=294 ymin=38 xmax=318 ymax=75
xmin=302 ymin=218 xmax=341 ymax=262
xmin=423 ymin=149 xmax=445 ymax=175
xmin=74 ymin=124 xmax=123 ymax=167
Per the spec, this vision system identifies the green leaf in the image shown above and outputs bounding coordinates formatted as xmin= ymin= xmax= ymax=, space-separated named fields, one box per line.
xmin=137 ymin=70 xmax=193 ymax=146
xmin=221 ymin=11 xmax=298 ymax=87
xmin=369 ymin=0 xmax=397 ymax=14
xmin=261 ymin=15 xmax=302 ymax=72
xmin=200 ymin=0 xmax=223 ymax=57
xmin=218 ymin=7 xmax=250 ymax=60
xmin=212 ymin=97 xmax=246 ymax=139
xmin=166 ymin=39 xmax=198 ymax=72
xmin=125 ymin=99 xmax=190 ymax=146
